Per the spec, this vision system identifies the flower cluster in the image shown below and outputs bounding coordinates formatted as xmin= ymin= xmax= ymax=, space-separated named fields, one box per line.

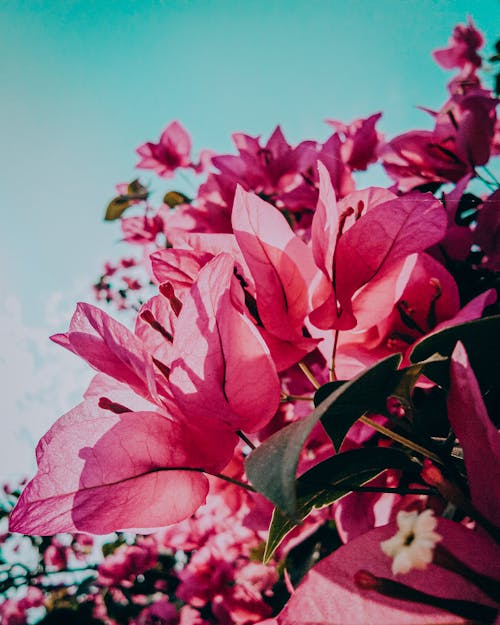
xmin=4 ymin=20 xmax=500 ymax=625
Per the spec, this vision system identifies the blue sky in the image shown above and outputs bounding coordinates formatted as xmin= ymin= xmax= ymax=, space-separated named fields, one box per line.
xmin=0 ymin=0 xmax=498 ymax=476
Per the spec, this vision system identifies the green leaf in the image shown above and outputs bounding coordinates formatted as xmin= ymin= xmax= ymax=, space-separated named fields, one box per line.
xmin=318 ymin=354 xmax=402 ymax=451
xmin=104 ymin=196 xmax=132 ymax=221
xmin=245 ymin=354 xmax=401 ymax=518
xmin=390 ymin=353 xmax=448 ymax=406
xmin=409 ymin=315 xmax=500 ymax=392
xmin=263 ymin=447 xmax=418 ymax=562
xmin=163 ymin=190 xmax=191 ymax=207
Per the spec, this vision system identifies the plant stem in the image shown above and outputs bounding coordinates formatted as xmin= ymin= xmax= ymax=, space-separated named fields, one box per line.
xmin=280 ymin=393 xmax=315 ymax=402
xmin=350 ymin=486 xmax=434 ymax=496
xmin=298 ymin=361 xmax=321 ymax=389
xmin=359 ymin=415 xmax=444 ymax=465
xmin=330 ymin=330 xmax=340 ymax=382
xmin=206 ymin=471 xmax=256 ymax=492
xmin=237 ymin=430 xmax=256 ymax=450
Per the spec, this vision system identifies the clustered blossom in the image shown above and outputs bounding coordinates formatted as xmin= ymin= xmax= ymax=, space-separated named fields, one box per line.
xmin=3 ymin=20 xmax=500 ymax=625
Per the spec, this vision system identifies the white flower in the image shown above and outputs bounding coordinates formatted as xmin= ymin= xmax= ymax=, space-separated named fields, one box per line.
xmin=380 ymin=509 xmax=442 ymax=575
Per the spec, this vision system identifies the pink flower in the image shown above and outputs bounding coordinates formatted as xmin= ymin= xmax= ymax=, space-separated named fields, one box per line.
xmin=232 ymin=185 xmax=324 ymax=369
xmin=326 ymin=112 xmax=383 ymax=171
xmin=169 ymin=253 xmax=280 ymax=433
xmin=121 ymin=213 xmax=164 ymax=245
xmin=98 ymin=539 xmax=158 ymax=586
xmin=9 ymin=392 xmax=237 ymax=534
xmin=310 ymin=162 xmax=447 ymax=331
xmin=433 ymin=19 xmax=484 ymax=70
xmin=136 ymin=121 xmax=192 ymax=178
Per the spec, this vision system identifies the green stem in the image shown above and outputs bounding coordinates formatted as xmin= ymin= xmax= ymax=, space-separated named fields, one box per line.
xmin=298 ymin=361 xmax=321 ymax=389
xmin=280 ymin=393 xmax=315 ymax=402
xmin=359 ymin=414 xmax=444 ymax=465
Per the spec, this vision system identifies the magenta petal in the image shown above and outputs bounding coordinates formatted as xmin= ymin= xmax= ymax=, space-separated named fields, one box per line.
xmin=170 ymin=254 xmax=280 ymax=432
xmin=334 ymin=193 xmax=447 ymax=328
xmin=278 ymin=519 xmax=500 ymax=625
xmin=232 ymin=186 xmax=323 ymax=341
xmin=57 ymin=302 xmax=157 ymax=401
xmin=9 ymin=398 xmax=236 ymax=535
xmin=447 ymin=342 xmax=500 ymax=527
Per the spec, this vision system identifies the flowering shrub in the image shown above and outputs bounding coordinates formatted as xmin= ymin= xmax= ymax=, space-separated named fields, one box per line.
xmin=3 ymin=20 xmax=500 ymax=625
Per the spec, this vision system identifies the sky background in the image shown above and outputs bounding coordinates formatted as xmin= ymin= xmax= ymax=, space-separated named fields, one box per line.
xmin=0 ymin=0 xmax=499 ymax=479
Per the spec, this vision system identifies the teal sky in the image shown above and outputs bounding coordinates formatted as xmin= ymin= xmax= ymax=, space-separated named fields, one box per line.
xmin=1 ymin=0 xmax=499 ymax=325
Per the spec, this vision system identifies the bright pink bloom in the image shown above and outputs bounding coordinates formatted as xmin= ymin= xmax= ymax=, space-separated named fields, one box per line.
xmin=121 ymin=213 xmax=164 ymax=245
xmin=232 ymin=186 xmax=324 ymax=368
xmin=326 ymin=112 xmax=383 ymax=171
xmin=98 ymin=539 xmax=158 ymax=586
xmin=9 ymin=394 xmax=236 ymax=534
xmin=447 ymin=342 xmax=500 ymax=528
xmin=169 ymin=253 xmax=280 ymax=432
xmin=433 ymin=19 xmax=484 ymax=70
xmin=334 ymin=254 xmax=495 ymax=378
xmin=51 ymin=302 xmax=158 ymax=403
xmin=379 ymin=130 xmax=468 ymax=191
xmin=310 ymin=162 xmax=447 ymax=330
xmin=44 ymin=538 xmax=68 ymax=569
xmin=0 ymin=599 xmax=27 ymax=625
xmin=136 ymin=121 xmax=192 ymax=178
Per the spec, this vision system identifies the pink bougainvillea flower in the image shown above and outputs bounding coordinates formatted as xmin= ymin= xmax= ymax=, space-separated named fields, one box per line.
xmin=447 ymin=342 xmax=500 ymax=528
xmin=169 ymin=253 xmax=280 ymax=433
xmin=326 ymin=112 xmax=383 ymax=171
xmin=136 ymin=120 xmax=192 ymax=178
xmin=310 ymin=162 xmax=447 ymax=331
xmin=432 ymin=90 xmax=498 ymax=168
xmin=232 ymin=185 xmax=325 ymax=369
xmin=282 ymin=132 xmax=357 ymax=207
xmin=51 ymin=302 xmax=158 ymax=402
xmin=380 ymin=86 xmax=497 ymax=191
xmin=379 ymin=130 xmax=469 ymax=191
xmin=9 ymin=393 xmax=237 ymax=535
xmin=433 ymin=18 xmax=484 ymax=70
xmin=278 ymin=519 xmax=500 ymax=625
xmin=98 ymin=538 xmax=158 ymax=586
xmin=334 ymin=254 xmax=495 ymax=378
xmin=121 ymin=213 xmax=164 ymax=245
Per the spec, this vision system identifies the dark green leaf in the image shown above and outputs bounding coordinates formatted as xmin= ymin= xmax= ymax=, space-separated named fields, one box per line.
xmin=264 ymin=447 xmax=417 ymax=562
xmin=245 ymin=354 xmax=401 ymax=517
xmin=409 ymin=315 xmax=500 ymax=392
xmin=390 ymin=354 xmax=448 ymax=405
xmin=318 ymin=354 xmax=402 ymax=451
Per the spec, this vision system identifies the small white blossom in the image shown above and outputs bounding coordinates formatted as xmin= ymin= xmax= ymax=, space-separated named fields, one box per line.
xmin=380 ymin=509 xmax=442 ymax=575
